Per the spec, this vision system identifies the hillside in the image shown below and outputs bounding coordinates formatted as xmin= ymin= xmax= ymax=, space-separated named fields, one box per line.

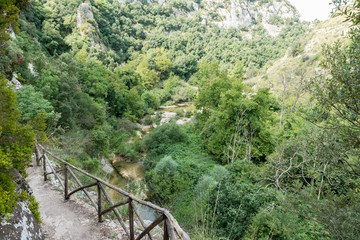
xmin=200 ymin=0 xmax=298 ymax=37
xmin=245 ymin=14 xmax=351 ymax=95
xmin=4 ymin=0 xmax=306 ymax=79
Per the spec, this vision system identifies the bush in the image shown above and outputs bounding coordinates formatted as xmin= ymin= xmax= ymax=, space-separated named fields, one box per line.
xmin=0 ymin=75 xmax=35 ymax=220
xmin=154 ymin=156 xmax=178 ymax=176
xmin=143 ymin=122 xmax=188 ymax=156
xmin=210 ymin=182 xmax=267 ymax=239
xmin=82 ymin=159 xmax=100 ymax=172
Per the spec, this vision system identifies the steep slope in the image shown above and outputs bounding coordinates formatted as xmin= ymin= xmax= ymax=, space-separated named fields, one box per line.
xmin=117 ymin=0 xmax=299 ymax=37
xmin=245 ymin=15 xmax=351 ymax=94
xmin=77 ymin=3 xmax=105 ymax=51
xmin=200 ymin=0 xmax=298 ymax=36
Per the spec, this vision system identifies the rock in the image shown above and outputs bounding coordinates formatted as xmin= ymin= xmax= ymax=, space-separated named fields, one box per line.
xmin=159 ymin=105 xmax=177 ymax=109
xmin=141 ymin=125 xmax=151 ymax=131
xmin=160 ymin=112 xmax=177 ymax=124
xmin=136 ymin=130 xmax=143 ymax=139
xmin=7 ymin=73 xmax=22 ymax=91
xmin=28 ymin=63 xmax=38 ymax=77
xmin=0 ymin=202 xmax=44 ymax=240
xmin=176 ymin=118 xmax=191 ymax=125
xmin=199 ymin=0 xmax=298 ymax=36
xmin=100 ymin=157 xmax=114 ymax=174
xmin=176 ymin=103 xmax=188 ymax=107
xmin=9 ymin=28 xmax=16 ymax=39
xmin=12 ymin=169 xmax=33 ymax=195
xmin=77 ymin=3 xmax=105 ymax=50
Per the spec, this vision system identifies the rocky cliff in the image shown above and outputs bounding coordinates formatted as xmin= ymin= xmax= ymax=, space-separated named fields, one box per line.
xmin=115 ymin=0 xmax=299 ymax=36
xmin=0 ymin=171 xmax=44 ymax=240
xmin=0 ymin=202 xmax=44 ymax=240
xmin=77 ymin=3 xmax=105 ymax=51
xmin=245 ymin=15 xmax=350 ymax=93
xmin=199 ymin=0 xmax=298 ymax=36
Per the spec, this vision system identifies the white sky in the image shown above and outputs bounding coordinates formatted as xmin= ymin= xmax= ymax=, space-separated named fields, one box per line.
xmin=288 ymin=0 xmax=334 ymax=21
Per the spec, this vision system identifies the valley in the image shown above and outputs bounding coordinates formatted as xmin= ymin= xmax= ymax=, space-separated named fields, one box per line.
xmin=1 ymin=0 xmax=360 ymax=239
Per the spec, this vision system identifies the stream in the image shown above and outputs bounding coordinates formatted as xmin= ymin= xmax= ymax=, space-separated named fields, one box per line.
xmin=106 ymin=103 xmax=195 ymax=221
xmin=107 ymin=155 xmax=159 ymax=221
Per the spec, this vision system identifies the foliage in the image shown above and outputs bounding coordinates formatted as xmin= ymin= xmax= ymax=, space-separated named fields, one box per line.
xmin=310 ymin=31 xmax=360 ymax=149
xmin=0 ymin=0 xmax=29 ymax=41
xmin=0 ymin=74 xmax=35 ymax=220
xmin=18 ymin=190 xmax=41 ymax=224
xmin=195 ymin=61 xmax=278 ymax=163
xmin=145 ymin=155 xmax=194 ymax=214
xmin=17 ymin=85 xmax=54 ymax=121
xmin=143 ymin=121 xmax=188 ymax=157
xmin=209 ymin=181 xmax=268 ymax=239
xmin=3 ymin=0 xmax=357 ymax=238
xmin=283 ymin=188 xmax=360 ymax=240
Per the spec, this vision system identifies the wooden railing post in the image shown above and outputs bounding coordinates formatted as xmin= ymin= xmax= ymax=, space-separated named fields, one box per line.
xmin=131 ymin=202 xmax=154 ymax=240
xmin=165 ymin=218 xmax=176 ymax=240
xmin=64 ymin=164 xmax=69 ymax=200
xmin=129 ymin=198 xmax=135 ymax=240
xmin=164 ymin=217 xmax=169 ymax=240
xmin=98 ymin=184 xmax=129 ymax=237
xmin=43 ymin=153 xmax=47 ymax=181
xmin=97 ymin=181 xmax=102 ymax=222
xmin=35 ymin=144 xmax=40 ymax=166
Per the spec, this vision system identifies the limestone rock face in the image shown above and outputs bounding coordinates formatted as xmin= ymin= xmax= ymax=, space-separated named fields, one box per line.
xmin=77 ymin=3 xmax=105 ymax=50
xmin=0 ymin=202 xmax=44 ymax=240
xmin=116 ymin=0 xmax=298 ymax=37
xmin=200 ymin=0 xmax=298 ymax=36
xmin=7 ymin=73 xmax=22 ymax=91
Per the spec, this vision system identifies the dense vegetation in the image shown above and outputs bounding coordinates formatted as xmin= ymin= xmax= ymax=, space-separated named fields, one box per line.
xmin=1 ymin=0 xmax=360 ymax=239
xmin=0 ymin=0 xmax=307 ymax=169
xmin=0 ymin=0 xmax=40 ymax=222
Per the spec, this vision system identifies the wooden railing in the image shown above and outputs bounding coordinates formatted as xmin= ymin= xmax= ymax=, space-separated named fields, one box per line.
xmin=34 ymin=142 xmax=190 ymax=240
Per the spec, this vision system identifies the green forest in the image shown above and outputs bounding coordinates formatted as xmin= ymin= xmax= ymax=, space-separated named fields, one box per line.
xmin=1 ymin=0 xmax=360 ymax=239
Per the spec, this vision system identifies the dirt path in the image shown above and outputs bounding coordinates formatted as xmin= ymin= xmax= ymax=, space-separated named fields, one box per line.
xmin=27 ymin=164 xmax=125 ymax=240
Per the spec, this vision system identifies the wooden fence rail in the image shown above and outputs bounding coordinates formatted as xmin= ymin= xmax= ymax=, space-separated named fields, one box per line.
xmin=35 ymin=142 xmax=190 ymax=240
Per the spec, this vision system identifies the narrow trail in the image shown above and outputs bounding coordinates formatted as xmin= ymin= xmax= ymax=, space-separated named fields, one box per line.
xmin=26 ymin=164 xmax=124 ymax=240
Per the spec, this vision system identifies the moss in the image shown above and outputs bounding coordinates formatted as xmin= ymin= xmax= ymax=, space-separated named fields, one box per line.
xmin=0 ymin=173 xmax=17 ymax=221
xmin=18 ymin=191 xmax=42 ymax=224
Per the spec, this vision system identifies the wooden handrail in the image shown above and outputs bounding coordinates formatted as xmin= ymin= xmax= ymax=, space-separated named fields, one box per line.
xmin=136 ymin=214 xmax=165 ymax=240
xmin=44 ymin=154 xmax=64 ymax=190
xmin=67 ymin=167 xmax=98 ymax=210
xmin=98 ymin=183 xmax=130 ymax=237
xmin=66 ymin=182 xmax=98 ymax=199
xmin=100 ymin=198 xmax=129 ymax=216
xmin=45 ymin=167 xmax=65 ymax=176
xmin=35 ymin=142 xmax=190 ymax=240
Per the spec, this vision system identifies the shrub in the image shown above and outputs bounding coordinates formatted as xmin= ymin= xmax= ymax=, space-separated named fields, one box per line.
xmin=154 ymin=156 xmax=178 ymax=176
xmin=143 ymin=122 xmax=188 ymax=155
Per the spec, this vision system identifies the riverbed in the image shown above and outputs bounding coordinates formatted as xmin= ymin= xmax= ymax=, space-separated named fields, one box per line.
xmin=105 ymin=103 xmax=196 ymax=220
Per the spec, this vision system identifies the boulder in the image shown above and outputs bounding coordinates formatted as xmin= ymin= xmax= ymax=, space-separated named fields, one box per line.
xmin=0 ymin=202 xmax=44 ymax=240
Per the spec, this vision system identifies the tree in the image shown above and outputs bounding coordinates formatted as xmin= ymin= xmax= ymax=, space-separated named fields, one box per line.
xmin=136 ymin=60 xmax=159 ymax=90
xmin=0 ymin=0 xmax=29 ymax=41
xmin=310 ymin=19 xmax=360 ymax=177
xmin=210 ymin=181 xmax=267 ymax=239
xmin=17 ymin=85 xmax=54 ymax=121
xmin=73 ymin=92 xmax=106 ymax=130
xmin=143 ymin=122 xmax=188 ymax=158
xmin=196 ymin=62 xmax=278 ymax=163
